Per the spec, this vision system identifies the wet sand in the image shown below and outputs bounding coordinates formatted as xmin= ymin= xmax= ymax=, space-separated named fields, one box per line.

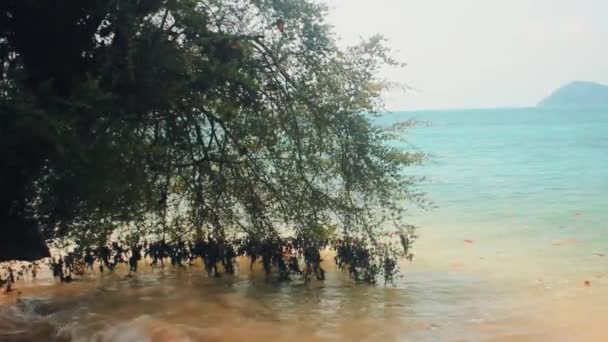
xmin=2 ymin=241 xmax=608 ymax=342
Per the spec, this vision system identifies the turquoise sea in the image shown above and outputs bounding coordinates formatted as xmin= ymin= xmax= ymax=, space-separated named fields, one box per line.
xmin=381 ymin=107 xmax=608 ymax=277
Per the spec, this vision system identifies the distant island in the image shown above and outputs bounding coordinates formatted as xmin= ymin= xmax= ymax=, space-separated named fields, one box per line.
xmin=538 ymin=81 xmax=608 ymax=108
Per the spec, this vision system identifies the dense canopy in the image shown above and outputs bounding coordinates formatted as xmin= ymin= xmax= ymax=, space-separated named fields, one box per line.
xmin=0 ymin=0 xmax=423 ymax=282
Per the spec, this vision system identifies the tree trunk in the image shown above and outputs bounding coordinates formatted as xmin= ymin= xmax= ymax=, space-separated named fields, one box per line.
xmin=0 ymin=217 xmax=50 ymax=262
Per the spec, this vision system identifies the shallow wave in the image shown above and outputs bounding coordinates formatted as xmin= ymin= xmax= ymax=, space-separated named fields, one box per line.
xmin=0 ymin=298 xmax=68 ymax=341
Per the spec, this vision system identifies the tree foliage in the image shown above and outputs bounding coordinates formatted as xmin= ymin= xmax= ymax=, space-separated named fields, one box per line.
xmin=0 ymin=0 xmax=423 ymax=282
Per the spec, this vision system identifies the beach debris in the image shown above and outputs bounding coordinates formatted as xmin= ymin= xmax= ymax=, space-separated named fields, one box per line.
xmin=595 ymin=253 xmax=605 ymax=257
xmin=449 ymin=262 xmax=464 ymax=270
xmin=552 ymin=239 xmax=582 ymax=247
xmin=584 ymin=280 xmax=591 ymax=287
xmin=416 ymin=321 xmax=430 ymax=329
xmin=416 ymin=322 xmax=440 ymax=330
xmin=575 ymin=212 xmax=582 ymax=217
xmin=463 ymin=240 xmax=474 ymax=244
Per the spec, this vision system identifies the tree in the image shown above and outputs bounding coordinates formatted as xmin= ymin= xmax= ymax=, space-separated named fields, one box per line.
xmin=0 ymin=0 xmax=423 ymax=282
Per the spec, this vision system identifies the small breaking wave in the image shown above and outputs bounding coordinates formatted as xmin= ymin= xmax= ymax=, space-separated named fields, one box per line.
xmin=0 ymin=298 xmax=69 ymax=341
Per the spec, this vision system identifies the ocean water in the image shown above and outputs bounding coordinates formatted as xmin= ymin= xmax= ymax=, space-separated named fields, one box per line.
xmin=2 ymin=107 xmax=608 ymax=341
xmin=383 ymin=107 xmax=608 ymax=278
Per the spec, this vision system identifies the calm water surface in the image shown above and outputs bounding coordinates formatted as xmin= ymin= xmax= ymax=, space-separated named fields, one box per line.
xmin=2 ymin=107 xmax=608 ymax=341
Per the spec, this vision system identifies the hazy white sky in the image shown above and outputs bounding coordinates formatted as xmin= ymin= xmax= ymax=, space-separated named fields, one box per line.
xmin=324 ymin=0 xmax=608 ymax=110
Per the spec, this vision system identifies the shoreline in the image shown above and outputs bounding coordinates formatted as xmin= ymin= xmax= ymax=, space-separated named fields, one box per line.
xmin=3 ymin=248 xmax=608 ymax=340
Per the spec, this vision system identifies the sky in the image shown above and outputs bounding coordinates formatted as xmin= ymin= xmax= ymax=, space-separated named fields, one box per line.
xmin=324 ymin=0 xmax=608 ymax=110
